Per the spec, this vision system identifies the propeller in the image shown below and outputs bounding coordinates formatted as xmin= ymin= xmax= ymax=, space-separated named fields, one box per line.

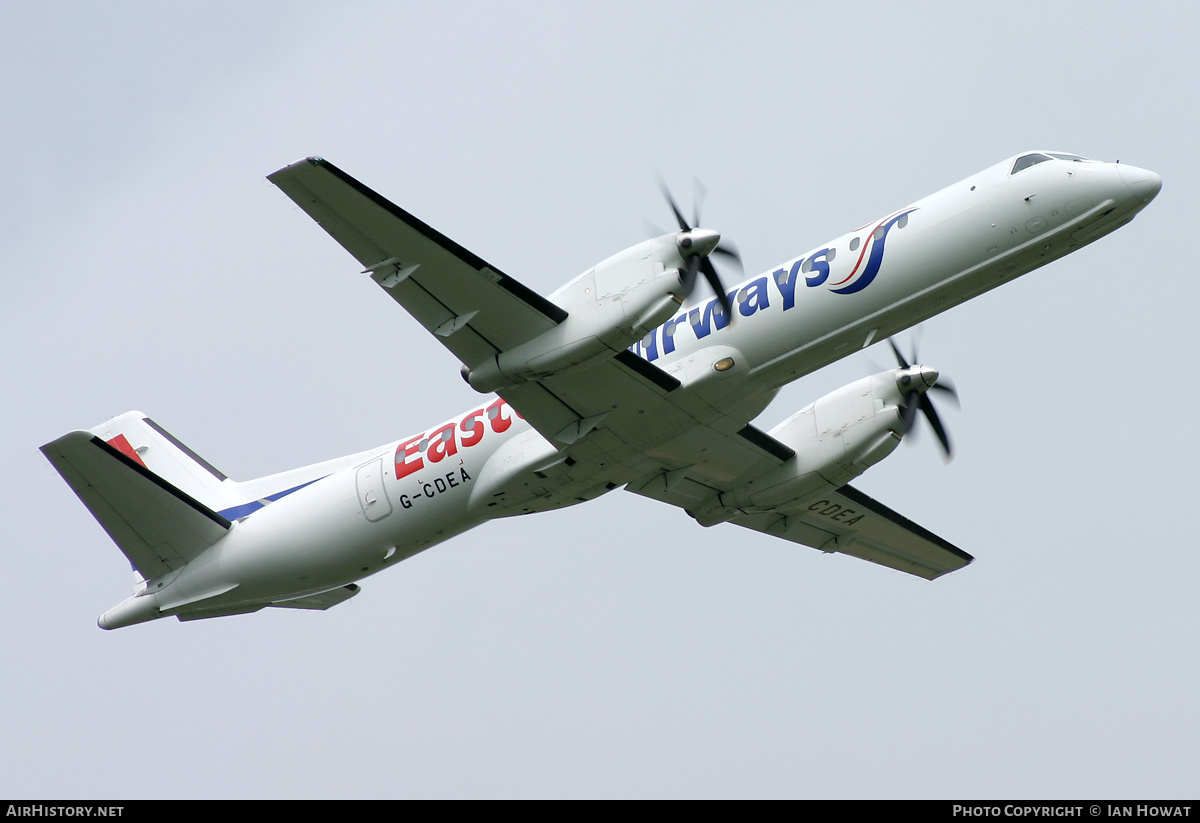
xmin=887 ymin=337 xmax=959 ymax=460
xmin=658 ymin=179 xmax=743 ymax=316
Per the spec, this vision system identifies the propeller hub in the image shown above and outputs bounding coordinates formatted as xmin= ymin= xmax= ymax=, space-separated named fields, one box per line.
xmin=658 ymin=181 xmax=740 ymax=316
xmin=677 ymin=227 xmax=721 ymax=258
xmin=918 ymin=365 xmax=940 ymax=390
xmin=887 ymin=336 xmax=957 ymax=461
xmin=895 ymin=365 xmax=940 ymax=393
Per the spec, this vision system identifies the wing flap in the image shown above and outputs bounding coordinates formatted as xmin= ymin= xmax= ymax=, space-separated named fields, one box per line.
xmin=41 ymin=432 xmax=230 ymax=579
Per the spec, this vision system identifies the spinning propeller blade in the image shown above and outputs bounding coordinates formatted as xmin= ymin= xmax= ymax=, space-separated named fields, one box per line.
xmin=658 ymin=179 xmax=743 ymax=316
xmin=888 ymin=337 xmax=959 ymax=460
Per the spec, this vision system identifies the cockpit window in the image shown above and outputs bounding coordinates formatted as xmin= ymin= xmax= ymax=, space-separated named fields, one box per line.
xmin=1046 ymin=152 xmax=1091 ymax=162
xmin=1011 ymin=153 xmax=1052 ymax=175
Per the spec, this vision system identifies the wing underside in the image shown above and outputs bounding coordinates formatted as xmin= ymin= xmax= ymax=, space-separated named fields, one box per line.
xmin=268 ymin=157 xmax=566 ymax=370
xmin=630 ymin=476 xmax=972 ymax=579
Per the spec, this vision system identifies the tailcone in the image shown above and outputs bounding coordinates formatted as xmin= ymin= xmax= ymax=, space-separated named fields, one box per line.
xmin=98 ymin=593 xmax=161 ymax=630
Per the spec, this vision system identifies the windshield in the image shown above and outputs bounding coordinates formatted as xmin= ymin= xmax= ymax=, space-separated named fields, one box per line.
xmin=1011 ymin=152 xmax=1096 ymax=175
xmin=1011 ymin=153 xmax=1052 ymax=175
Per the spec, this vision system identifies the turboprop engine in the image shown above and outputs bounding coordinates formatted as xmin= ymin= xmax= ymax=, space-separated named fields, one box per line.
xmin=464 ymin=234 xmax=691 ymax=392
xmin=691 ymin=360 xmax=954 ymax=526
xmin=463 ymin=186 xmax=740 ymax=394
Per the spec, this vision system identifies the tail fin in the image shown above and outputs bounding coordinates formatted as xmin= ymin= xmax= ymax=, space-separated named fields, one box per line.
xmin=40 ymin=412 xmax=235 ymax=579
xmin=86 ymin=411 xmax=234 ymax=512
xmin=44 ymin=411 xmax=360 ymax=584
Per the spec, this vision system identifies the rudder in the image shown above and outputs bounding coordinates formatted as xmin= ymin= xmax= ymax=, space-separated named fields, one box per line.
xmin=84 ymin=411 xmax=235 ymax=513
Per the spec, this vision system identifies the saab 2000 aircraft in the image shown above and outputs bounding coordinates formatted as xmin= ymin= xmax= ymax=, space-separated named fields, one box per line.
xmin=41 ymin=151 xmax=1161 ymax=629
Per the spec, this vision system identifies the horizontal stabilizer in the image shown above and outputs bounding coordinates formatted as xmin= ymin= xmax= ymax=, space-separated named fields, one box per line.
xmin=41 ymin=432 xmax=230 ymax=579
xmin=176 ymin=603 xmax=266 ymax=623
xmin=270 ymin=584 xmax=361 ymax=611
xmin=170 ymin=585 xmax=360 ymax=624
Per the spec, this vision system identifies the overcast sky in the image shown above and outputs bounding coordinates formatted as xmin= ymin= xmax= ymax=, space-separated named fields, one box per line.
xmin=4 ymin=1 xmax=1196 ymax=799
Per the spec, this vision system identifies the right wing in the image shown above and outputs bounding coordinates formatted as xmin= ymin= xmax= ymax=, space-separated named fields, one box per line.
xmin=629 ymin=475 xmax=972 ymax=580
xmin=730 ymin=485 xmax=972 ymax=579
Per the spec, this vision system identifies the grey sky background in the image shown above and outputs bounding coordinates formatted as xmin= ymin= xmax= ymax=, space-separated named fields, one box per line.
xmin=4 ymin=1 xmax=1196 ymax=799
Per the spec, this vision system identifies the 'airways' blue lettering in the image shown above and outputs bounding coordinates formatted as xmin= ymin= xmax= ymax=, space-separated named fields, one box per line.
xmin=737 ymin=277 xmax=770 ymax=316
xmin=640 ymin=327 xmax=660 ymax=361
xmin=687 ymin=297 xmax=734 ymax=340
xmin=805 ymin=249 xmax=833 ymax=287
xmin=636 ymin=207 xmax=917 ymax=362
xmin=660 ymin=314 xmax=689 ymax=355
xmin=773 ymin=260 xmax=803 ymax=310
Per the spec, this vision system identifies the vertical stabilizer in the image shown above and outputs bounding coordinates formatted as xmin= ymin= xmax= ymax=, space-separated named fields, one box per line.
xmin=40 ymin=413 xmax=235 ymax=580
xmin=85 ymin=411 xmax=235 ymax=512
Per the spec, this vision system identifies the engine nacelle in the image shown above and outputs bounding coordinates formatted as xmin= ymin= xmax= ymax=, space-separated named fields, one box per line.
xmin=693 ymin=371 xmax=911 ymax=525
xmin=464 ymin=235 xmax=687 ymax=393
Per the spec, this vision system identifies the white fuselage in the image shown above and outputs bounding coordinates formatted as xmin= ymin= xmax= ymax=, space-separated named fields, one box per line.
xmin=107 ymin=153 xmax=1160 ymax=627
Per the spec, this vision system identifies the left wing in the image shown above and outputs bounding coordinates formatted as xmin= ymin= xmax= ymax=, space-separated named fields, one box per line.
xmin=268 ymin=159 xmax=796 ymax=496
xmin=268 ymin=157 xmax=567 ymax=371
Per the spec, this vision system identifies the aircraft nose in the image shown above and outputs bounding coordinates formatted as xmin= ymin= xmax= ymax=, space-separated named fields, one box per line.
xmin=1117 ymin=163 xmax=1162 ymax=205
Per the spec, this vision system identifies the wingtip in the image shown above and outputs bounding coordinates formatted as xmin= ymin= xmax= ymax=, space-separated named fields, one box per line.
xmin=267 ymin=156 xmax=328 ymax=182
